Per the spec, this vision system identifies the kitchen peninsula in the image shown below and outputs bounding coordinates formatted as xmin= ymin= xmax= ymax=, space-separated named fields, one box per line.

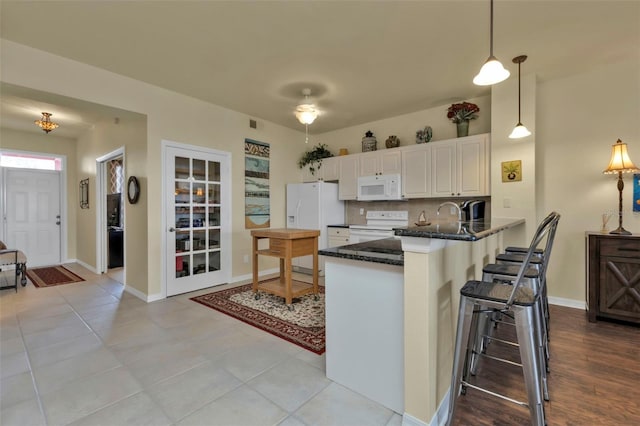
xmin=319 ymin=217 xmax=524 ymax=423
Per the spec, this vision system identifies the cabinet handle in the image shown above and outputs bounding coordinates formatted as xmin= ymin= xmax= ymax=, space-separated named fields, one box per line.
xmin=618 ymin=248 xmax=640 ymax=252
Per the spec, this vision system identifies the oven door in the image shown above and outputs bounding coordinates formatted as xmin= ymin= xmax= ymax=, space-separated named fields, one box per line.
xmin=349 ymin=228 xmax=395 ymax=244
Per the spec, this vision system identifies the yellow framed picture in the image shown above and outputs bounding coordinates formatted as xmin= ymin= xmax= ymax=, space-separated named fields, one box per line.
xmin=502 ymin=160 xmax=522 ymax=182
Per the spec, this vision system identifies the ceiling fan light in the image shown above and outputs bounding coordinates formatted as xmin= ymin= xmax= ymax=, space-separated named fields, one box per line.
xmin=473 ymin=57 xmax=510 ymax=86
xmin=509 ymin=123 xmax=531 ymax=139
xmin=295 ymin=105 xmax=318 ymax=125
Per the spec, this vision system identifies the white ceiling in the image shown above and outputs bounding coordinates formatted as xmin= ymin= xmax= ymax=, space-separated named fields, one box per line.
xmin=1 ymin=1 xmax=638 ymax=138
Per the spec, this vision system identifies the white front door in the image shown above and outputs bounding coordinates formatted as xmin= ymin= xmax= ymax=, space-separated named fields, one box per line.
xmin=4 ymin=168 xmax=61 ymax=267
xmin=164 ymin=144 xmax=231 ymax=296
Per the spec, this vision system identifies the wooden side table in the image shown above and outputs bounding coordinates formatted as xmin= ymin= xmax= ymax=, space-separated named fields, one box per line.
xmin=587 ymin=232 xmax=640 ymax=324
xmin=251 ymin=228 xmax=320 ymax=307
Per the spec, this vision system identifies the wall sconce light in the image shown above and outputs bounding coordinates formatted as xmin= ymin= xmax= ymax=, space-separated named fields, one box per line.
xmin=603 ymin=139 xmax=639 ymax=235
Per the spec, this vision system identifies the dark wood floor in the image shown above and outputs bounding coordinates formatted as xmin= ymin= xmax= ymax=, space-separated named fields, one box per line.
xmin=450 ymin=305 xmax=640 ymax=425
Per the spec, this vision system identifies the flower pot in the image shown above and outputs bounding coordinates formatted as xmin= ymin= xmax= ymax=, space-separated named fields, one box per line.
xmin=456 ymin=121 xmax=469 ymax=137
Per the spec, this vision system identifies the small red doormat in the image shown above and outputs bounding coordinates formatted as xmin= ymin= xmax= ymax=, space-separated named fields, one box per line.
xmin=26 ymin=265 xmax=85 ymax=288
xmin=191 ymin=283 xmax=325 ymax=354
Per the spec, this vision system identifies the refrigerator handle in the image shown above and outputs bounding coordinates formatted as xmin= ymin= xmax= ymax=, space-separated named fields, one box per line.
xmin=294 ymin=200 xmax=302 ymax=228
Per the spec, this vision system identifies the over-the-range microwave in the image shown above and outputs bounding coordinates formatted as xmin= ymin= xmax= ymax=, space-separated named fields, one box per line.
xmin=357 ymin=174 xmax=403 ymax=201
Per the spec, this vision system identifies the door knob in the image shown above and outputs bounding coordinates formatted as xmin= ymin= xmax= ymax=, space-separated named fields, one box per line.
xmin=169 ymin=227 xmax=176 ymax=232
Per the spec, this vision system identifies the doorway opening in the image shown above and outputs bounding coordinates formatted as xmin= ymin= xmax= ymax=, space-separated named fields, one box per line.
xmin=97 ymin=148 xmax=125 ymax=284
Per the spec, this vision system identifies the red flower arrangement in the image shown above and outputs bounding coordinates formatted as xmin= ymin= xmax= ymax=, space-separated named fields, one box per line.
xmin=446 ymin=102 xmax=480 ymax=123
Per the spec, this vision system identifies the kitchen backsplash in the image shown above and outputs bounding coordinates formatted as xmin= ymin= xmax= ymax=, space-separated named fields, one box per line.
xmin=345 ymin=197 xmax=491 ymax=225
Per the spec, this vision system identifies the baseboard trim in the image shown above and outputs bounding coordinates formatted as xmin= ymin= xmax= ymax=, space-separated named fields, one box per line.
xmin=73 ymin=259 xmax=98 ymax=274
xmin=548 ymin=296 xmax=586 ymax=310
xmin=403 ymin=389 xmax=450 ymax=426
xmin=124 ymin=284 xmax=163 ymax=303
xmin=231 ymin=267 xmax=280 ymax=284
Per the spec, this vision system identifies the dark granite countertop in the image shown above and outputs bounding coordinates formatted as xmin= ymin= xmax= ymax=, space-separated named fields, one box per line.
xmin=319 ymin=238 xmax=403 ymax=266
xmin=394 ymin=217 xmax=525 ymax=241
xmin=327 ymin=224 xmax=350 ymax=228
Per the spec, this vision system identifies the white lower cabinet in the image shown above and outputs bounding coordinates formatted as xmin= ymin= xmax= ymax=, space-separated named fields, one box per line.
xmin=327 ymin=227 xmax=350 ymax=247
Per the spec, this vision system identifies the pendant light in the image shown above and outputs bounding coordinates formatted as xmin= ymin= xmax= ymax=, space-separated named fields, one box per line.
xmin=294 ymin=88 xmax=319 ymax=144
xmin=473 ymin=0 xmax=510 ymax=86
xmin=509 ymin=55 xmax=532 ymax=139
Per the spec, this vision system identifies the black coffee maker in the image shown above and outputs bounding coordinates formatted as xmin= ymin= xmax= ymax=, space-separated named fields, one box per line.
xmin=461 ymin=200 xmax=486 ymax=221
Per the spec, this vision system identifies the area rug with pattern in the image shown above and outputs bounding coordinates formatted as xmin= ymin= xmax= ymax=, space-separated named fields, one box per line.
xmin=191 ymin=283 xmax=325 ymax=354
xmin=26 ymin=265 xmax=85 ymax=288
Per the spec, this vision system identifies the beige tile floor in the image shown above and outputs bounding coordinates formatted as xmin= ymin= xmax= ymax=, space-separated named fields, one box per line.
xmin=0 ymin=264 xmax=403 ymax=426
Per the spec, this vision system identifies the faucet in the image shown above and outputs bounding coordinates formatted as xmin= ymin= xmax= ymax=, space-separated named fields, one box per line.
xmin=436 ymin=201 xmax=462 ymax=222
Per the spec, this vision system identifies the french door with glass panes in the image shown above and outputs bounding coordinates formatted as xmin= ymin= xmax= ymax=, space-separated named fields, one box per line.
xmin=165 ymin=144 xmax=230 ymax=296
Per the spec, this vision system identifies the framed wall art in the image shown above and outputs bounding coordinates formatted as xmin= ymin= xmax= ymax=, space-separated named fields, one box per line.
xmin=502 ymin=160 xmax=522 ymax=182
xmin=80 ymin=178 xmax=89 ymax=209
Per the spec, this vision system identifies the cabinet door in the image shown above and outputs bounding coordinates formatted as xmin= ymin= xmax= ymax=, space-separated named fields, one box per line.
xmin=339 ymin=155 xmax=360 ymax=200
xmin=379 ymin=150 xmax=402 ymax=175
xmin=458 ymin=136 xmax=488 ymax=196
xmin=431 ymin=142 xmax=457 ymax=197
xmin=301 ymin=165 xmax=317 ymax=182
xmin=401 ymin=144 xmax=431 ymax=198
xmin=359 ymin=152 xmax=379 ymax=177
xmin=321 ymin=157 xmax=340 ymax=181
xmin=599 ymin=255 xmax=640 ymax=321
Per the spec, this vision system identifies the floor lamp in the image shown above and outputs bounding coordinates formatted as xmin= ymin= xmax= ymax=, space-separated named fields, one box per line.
xmin=603 ymin=139 xmax=639 ymax=235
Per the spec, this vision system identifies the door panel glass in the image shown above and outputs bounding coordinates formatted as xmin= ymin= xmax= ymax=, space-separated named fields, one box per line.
xmin=209 ymin=251 xmax=220 ymax=271
xmin=175 ymin=157 xmax=190 ymax=179
xmin=208 ymin=161 xmax=220 ymax=181
xmin=208 ymin=183 xmax=221 ymax=204
xmin=193 ymin=159 xmax=206 ymax=181
xmin=176 ymin=254 xmax=190 ymax=278
xmin=170 ymin=151 xmax=227 ymax=293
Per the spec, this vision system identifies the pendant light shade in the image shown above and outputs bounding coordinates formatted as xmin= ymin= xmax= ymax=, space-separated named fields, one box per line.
xmin=34 ymin=112 xmax=59 ymax=134
xmin=509 ymin=55 xmax=532 ymax=139
xmin=474 ymin=0 xmax=510 ymax=86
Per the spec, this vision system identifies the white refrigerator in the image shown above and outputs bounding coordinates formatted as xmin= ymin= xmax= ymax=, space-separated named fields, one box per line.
xmin=286 ymin=181 xmax=345 ymax=272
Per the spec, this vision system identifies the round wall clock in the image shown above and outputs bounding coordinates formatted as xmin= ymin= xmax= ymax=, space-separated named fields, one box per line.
xmin=127 ymin=176 xmax=140 ymax=204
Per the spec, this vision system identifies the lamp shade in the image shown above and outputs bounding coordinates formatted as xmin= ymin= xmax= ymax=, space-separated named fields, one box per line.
xmin=508 ymin=123 xmax=531 ymax=139
xmin=603 ymin=139 xmax=639 ymax=174
xmin=473 ymin=56 xmax=510 ymax=86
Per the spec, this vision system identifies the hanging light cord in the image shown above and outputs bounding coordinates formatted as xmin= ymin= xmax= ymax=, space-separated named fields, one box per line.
xmin=517 ymin=60 xmax=522 ymax=122
xmin=305 ymin=123 xmax=309 ymax=144
xmin=489 ymin=0 xmax=494 ymax=57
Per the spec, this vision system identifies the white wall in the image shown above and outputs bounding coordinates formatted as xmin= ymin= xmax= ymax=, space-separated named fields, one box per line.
xmin=316 ymin=95 xmax=491 ymax=155
xmin=1 ymin=39 xmax=306 ymax=298
xmin=537 ymin=58 xmax=640 ymax=303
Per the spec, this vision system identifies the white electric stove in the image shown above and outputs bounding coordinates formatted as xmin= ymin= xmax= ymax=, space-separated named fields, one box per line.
xmin=348 ymin=210 xmax=409 ymax=243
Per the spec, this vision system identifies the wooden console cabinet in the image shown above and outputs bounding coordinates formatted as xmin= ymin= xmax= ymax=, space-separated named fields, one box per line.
xmin=587 ymin=233 xmax=640 ymax=324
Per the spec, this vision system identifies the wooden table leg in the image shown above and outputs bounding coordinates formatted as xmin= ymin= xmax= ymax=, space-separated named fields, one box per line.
xmin=252 ymin=236 xmax=259 ymax=293
xmin=312 ymin=236 xmax=319 ymax=295
xmin=284 ymin=255 xmax=293 ymax=305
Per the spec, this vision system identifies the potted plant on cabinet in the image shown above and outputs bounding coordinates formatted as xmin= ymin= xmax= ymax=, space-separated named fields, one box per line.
xmin=298 ymin=143 xmax=334 ymax=176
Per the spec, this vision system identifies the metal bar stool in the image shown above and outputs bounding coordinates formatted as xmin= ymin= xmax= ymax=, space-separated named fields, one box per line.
xmin=447 ymin=219 xmax=554 ymax=426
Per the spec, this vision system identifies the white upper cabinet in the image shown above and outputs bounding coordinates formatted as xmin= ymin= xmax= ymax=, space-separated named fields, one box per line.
xmin=301 ymin=156 xmax=340 ymax=182
xmin=431 ymin=133 xmax=489 ymax=197
xmin=401 ymin=144 xmax=432 ymax=198
xmin=359 ymin=150 xmax=402 ymax=177
xmin=338 ymin=155 xmax=360 ymax=200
